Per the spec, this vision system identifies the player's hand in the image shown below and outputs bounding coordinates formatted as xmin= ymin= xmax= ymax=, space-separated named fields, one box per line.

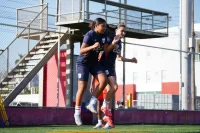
xmin=112 ymin=35 xmax=121 ymax=45
xmin=114 ymin=44 xmax=119 ymax=50
xmin=93 ymin=42 xmax=100 ymax=49
xmin=90 ymin=84 xmax=95 ymax=94
xmin=132 ymin=57 xmax=137 ymax=63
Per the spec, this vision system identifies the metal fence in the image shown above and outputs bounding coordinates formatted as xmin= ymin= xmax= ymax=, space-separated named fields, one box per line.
xmin=17 ymin=4 xmax=48 ymax=36
xmin=57 ymin=0 xmax=168 ymax=34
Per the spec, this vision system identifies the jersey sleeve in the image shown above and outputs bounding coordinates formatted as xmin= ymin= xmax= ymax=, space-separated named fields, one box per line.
xmin=83 ymin=33 xmax=92 ymax=46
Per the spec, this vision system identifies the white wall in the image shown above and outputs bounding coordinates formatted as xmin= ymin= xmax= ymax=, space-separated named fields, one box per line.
xmin=195 ymin=62 xmax=200 ymax=96
xmin=116 ymin=24 xmax=200 ymax=93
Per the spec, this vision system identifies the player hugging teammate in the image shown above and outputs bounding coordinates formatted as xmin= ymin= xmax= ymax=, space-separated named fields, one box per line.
xmin=74 ymin=17 xmax=137 ymax=129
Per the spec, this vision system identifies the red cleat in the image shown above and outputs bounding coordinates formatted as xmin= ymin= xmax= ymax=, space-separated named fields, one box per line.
xmin=103 ymin=116 xmax=114 ymax=128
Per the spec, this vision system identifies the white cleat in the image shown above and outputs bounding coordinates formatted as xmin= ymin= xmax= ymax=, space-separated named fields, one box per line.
xmin=93 ymin=123 xmax=102 ymax=129
xmin=85 ymin=103 xmax=97 ymax=114
xmin=74 ymin=114 xmax=82 ymax=126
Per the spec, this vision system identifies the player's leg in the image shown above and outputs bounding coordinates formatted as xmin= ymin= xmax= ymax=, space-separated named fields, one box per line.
xmin=101 ymin=69 xmax=117 ymax=117
xmin=102 ymin=71 xmax=118 ymax=128
xmin=93 ymin=99 xmax=103 ymax=129
xmin=86 ymin=63 xmax=107 ymax=114
xmin=74 ymin=64 xmax=89 ymax=126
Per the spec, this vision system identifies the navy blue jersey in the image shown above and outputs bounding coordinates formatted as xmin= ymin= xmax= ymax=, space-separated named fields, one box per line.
xmin=76 ymin=30 xmax=107 ymax=65
xmin=100 ymin=34 xmax=122 ymax=68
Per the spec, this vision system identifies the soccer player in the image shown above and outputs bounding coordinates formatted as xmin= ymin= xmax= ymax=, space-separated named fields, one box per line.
xmin=96 ymin=24 xmax=137 ymax=129
xmin=74 ymin=18 xmax=120 ymax=126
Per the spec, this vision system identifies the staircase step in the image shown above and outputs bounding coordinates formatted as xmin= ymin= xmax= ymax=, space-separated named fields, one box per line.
xmin=40 ymin=39 xmax=58 ymax=44
xmin=2 ymin=81 xmax=17 ymax=85
xmin=25 ymin=56 xmax=43 ymax=60
xmin=44 ymin=35 xmax=58 ymax=39
xmin=35 ymin=44 xmax=54 ymax=49
xmin=1 ymin=88 xmax=8 ymax=91
xmin=0 ymin=94 xmax=8 ymax=97
xmin=7 ymin=75 xmax=26 ymax=78
xmin=14 ymin=68 xmax=31 ymax=72
xmin=19 ymin=63 xmax=37 ymax=66
xmin=30 ymin=51 xmax=48 ymax=55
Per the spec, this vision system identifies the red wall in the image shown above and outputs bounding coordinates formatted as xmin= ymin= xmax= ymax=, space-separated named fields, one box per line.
xmin=43 ymin=51 xmax=66 ymax=107
xmin=162 ymin=82 xmax=179 ymax=95
xmin=116 ymin=84 xmax=136 ymax=103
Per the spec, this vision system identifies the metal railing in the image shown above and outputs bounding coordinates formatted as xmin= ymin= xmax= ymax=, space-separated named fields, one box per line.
xmin=57 ymin=0 xmax=168 ymax=35
xmin=0 ymin=4 xmax=48 ymax=82
xmin=17 ymin=4 xmax=48 ymax=35
xmin=130 ymin=100 xmax=179 ymax=110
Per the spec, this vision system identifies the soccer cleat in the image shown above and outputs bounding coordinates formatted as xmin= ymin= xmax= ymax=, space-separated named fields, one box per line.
xmin=93 ymin=123 xmax=103 ymax=129
xmin=85 ymin=103 xmax=97 ymax=114
xmin=103 ymin=123 xmax=113 ymax=129
xmin=74 ymin=114 xmax=82 ymax=126
xmin=103 ymin=116 xmax=114 ymax=128
xmin=101 ymin=106 xmax=112 ymax=117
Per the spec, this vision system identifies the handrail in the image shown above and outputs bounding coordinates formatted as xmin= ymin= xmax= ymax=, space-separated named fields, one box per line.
xmin=1 ymin=4 xmax=48 ymax=54
xmin=16 ymin=4 xmax=47 ymax=10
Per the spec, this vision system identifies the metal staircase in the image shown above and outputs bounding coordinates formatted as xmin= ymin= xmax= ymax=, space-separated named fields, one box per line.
xmin=0 ymin=4 xmax=71 ymax=106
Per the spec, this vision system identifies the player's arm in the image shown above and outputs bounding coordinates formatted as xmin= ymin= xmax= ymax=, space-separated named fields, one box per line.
xmin=105 ymin=35 xmax=121 ymax=53
xmin=80 ymin=42 xmax=100 ymax=54
xmin=80 ymin=35 xmax=100 ymax=54
xmin=116 ymin=53 xmax=137 ymax=63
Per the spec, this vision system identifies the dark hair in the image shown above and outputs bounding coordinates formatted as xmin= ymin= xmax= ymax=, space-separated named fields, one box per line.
xmin=105 ymin=24 xmax=115 ymax=36
xmin=88 ymin=18 xmax=106 ymax=30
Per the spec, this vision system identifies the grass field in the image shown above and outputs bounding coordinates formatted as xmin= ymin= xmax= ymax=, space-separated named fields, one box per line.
xmin=0 ymin=125 xmax=200 ymax=133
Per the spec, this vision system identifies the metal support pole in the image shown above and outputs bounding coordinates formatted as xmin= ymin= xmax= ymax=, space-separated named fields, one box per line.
xmin=16 ymin=9 xmax=18 ymax=35
xmin=152 ymin=12 xmax=154 ymax=31
xmin=190 ymin=0 xmax=195 ymax=110
xmin=66 ymin=39 xmax=73 ymax=107
xmin=122 ymin=0 xmax=127 ymax=108
xmin=181 ymin=0 xmax=193 ymax=110
xmin=56 ymin=26 xmax=61 ymax=107
xmin=86 ymin=0 xmax=89 ymax=19
xmin=72 ymin=0 xmax=74 ymax=20
xmin=104 ymin=0 xmax=107 ymax=21
xmin=56 ymin=0 xmax=59 ymax=22
xmin=141 ymin=12 xmax=142 ymax=30
xmin=28 ymin=26 xmax=30 ymax=52
xmin=118 ymin=0 xmax=121 ymax=24
xmin=39 ymin=0 xmax=44 ymax=107
xmin=167 ymin=15 xmax=169 ymax=35
xmin=179 ymin=0 xmax=182 ymax=110
xmin=79 ymin=0 xmax=82 ymax=20
xmin=7 ymin=48 xmax=9 ymax=75
xmin=70 ymin=43 xmax=74 ymax=107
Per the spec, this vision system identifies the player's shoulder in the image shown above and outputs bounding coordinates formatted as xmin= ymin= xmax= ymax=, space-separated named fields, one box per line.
xmin=107 ymin=34 xmax=115 ymax=41
xmin=85 ymin=30 xmax=95 ymax=37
